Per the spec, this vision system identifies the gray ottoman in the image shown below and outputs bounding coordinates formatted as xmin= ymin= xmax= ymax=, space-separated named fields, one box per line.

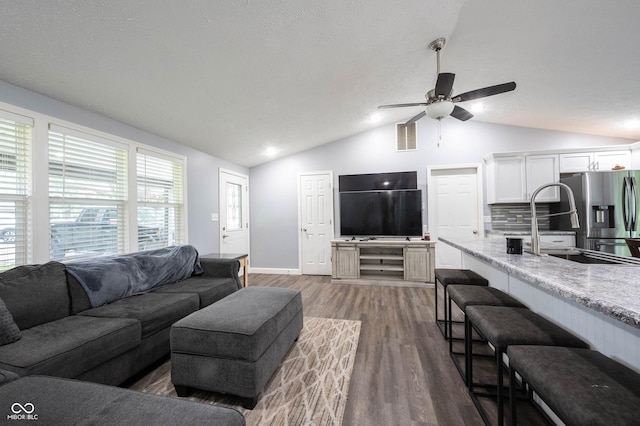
xmin=170 ymin=286 xmax=303 ymax=409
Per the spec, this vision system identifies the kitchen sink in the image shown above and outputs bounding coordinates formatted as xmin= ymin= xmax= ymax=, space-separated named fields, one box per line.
xmin=547 ymin=252 xmax=620 ymax=264
xmin=546 ymin=249 xmax=640 ymax=265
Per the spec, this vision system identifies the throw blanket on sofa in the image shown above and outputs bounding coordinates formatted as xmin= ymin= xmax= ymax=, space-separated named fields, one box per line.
xmin=65 ymin=245 xmax=203 ymax=308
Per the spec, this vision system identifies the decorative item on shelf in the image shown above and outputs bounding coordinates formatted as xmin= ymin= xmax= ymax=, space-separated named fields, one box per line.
xmin=612 ymin=164 xmax=626 ymax=170
xmin=424 ymin=232 xmax=431 ymax=241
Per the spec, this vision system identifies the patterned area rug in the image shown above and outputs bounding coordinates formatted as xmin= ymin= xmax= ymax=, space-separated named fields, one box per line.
xmin=135 ymin=317 xmax=361 ymax=426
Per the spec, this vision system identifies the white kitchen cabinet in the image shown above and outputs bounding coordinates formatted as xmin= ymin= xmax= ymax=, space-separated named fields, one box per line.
xmin=486 ymin=156 xmax=527 ymax=203
xmin=559 ymin=150 xmax=631 ymax=172
xmin=539 ymin=234 xmax=576 ymax=247
xmin=486 ymin=154 xmax=559 ymax=203
xmin=594 ymin=150 xmax=631 ymax=171
xmin=525 ymin=154 xmax=560 ymax=202
xmin=558 ymin=152 xmax=594 ymax=173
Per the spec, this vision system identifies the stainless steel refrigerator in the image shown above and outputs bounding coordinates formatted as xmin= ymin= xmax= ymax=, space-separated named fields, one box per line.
xmin=556 ymin=171 xmax=640 ymax=256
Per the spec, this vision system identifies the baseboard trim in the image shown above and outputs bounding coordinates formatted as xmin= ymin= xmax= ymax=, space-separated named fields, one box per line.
xmin=249 ymin=267 xmax=302 ymax=275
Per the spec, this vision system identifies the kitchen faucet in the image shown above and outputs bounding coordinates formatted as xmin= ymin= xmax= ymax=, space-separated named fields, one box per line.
xmin=530 ymin=182 xmax=580 ymax=256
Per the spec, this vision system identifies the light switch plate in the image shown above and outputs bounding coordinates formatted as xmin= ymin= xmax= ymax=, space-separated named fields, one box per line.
xmin=211 ymin=213 xmax=219 ymax=221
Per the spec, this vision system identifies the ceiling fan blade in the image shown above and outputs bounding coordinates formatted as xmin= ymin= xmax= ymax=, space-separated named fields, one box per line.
xmin=453 ymin=81 xmax=516 ymax=102
xmin=378 ymin=103 xmax=428 ymax=109
xmin=435 ymin=73 xmax=455 ymax=97
xmin=450 ymin=105 xmax=473 ymax=121
xmin=401 ymin=111 xmax=426 ymax=126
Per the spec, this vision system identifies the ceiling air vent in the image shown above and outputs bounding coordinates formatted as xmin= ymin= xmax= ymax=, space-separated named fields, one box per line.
xmin=396 ymin=122 xmax=417 ymax=151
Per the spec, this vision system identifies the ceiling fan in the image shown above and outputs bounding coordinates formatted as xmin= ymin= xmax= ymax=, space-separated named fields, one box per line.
xmin=378 ymin=38 xmax=516 ymax=126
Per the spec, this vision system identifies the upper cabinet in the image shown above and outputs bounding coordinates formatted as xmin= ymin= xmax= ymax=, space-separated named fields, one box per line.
xmin=526 ymin=154 xmax=561 ymax=201
xmin=559 ymin=150 xmax=631 ymax=173
xmin=486 ymin=144 xmax=639 ymax=204
xmin=486 ymin=155 xmax=526 ymax=203
xmin=486 ymin=154 xmax=559 ymax=203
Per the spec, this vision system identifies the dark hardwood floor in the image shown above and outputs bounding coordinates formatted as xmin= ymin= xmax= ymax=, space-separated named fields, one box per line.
xmin=251 ymin=274 xmax=483 ymax=426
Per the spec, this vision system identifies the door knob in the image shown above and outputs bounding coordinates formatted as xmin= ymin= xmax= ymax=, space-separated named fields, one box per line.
xmin=301 ymin=228 xmax=307 ymax=232
xmin=473 ymin=230 xmax=478 ymax=235
xmin=222 ymin=234 xmax=230 ymax=239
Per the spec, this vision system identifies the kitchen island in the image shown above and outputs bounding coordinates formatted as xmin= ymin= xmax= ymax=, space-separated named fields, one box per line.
xmin=440 ymin=236 xmax=640 ymax=372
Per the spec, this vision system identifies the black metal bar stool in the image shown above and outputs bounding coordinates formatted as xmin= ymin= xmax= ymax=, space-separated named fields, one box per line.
xmin=465 ymin=306 xmax=589 ymax=426
xmin=446 ymin=285 xmax=527 ymax=387
xmin=508 ymin=345 xmax=640 ymax=426
xmin=434 ymin=269 xmax=488 ymax=339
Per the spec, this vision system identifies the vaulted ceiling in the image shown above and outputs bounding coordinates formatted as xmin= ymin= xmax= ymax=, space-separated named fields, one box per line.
xmin=1 ymin=1 xmax=639 ymax=167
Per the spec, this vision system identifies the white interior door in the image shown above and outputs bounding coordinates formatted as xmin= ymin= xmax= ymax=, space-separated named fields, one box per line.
xmin=299 ymin=172 xmax=334 ymax=275
xmin=219 ymin=169 xmax=249 ymax=255
xmin=428 ymin=166 xmax=483 ymax=268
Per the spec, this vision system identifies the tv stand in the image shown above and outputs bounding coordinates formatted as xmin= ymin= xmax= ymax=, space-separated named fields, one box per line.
xmin=331 ymin=239 xmax=435 ymax=285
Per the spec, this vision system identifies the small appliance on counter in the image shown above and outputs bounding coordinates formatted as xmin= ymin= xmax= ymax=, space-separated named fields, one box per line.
xmin=506 ymin=237 xmax=523 ymax=254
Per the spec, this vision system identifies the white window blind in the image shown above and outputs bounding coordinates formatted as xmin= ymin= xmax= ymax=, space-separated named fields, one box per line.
xmin=0 ymin=110 xmax=32 ymax=268
xmin=137 ymin=148 xmax=185 ymax=250
xmin=48 ymin=124 xmax=128 ymax=261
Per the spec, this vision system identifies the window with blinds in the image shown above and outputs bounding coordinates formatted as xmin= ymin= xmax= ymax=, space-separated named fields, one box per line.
xmin=48 ymin=125 xmax=128 ymax=261
xmin=137 ymin=148 xmax=185 ymax=251
xmin=0 ymin=110 xmax=32 ymax=269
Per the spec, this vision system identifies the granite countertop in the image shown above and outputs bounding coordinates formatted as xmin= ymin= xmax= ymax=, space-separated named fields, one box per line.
xmin=439 ymin=237 xmax=640 ymax=329
xmin=485 ymin=230 xmax=576 ymax=237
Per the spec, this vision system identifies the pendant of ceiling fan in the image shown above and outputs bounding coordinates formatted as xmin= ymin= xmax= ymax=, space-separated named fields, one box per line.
xmin=378 ymin=37 xmax=516 ymax=126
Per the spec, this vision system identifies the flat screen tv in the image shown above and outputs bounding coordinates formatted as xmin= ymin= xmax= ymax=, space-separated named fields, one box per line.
xmin=339 ymin=189 xmax=422 ymax=237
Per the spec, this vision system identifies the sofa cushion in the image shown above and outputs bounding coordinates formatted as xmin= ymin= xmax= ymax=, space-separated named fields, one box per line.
xmin=153 ymin=276 xmax=237 ymax=308
xmin=0 ymin=298 xmax=20 ymax=346
xmin=0 ymin=262 xmax=69 ymax=330
xmin=0 ymin=315 xmax=140 ymax=378
xmin=0 ymin=376 xmax=245 ymax=426
xmin=78 ymin=292 xmax=199 ymax=339
xmin=66 ymin=271 xmax=92 ymax=314
xmin=0 ymin=368 xmax=19 ymax=385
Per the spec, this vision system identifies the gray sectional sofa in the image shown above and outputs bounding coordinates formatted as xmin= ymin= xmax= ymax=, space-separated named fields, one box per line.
xmin=0 ymin=245 xmax=247 ymax=424
xmin=0 ymin=375 xmax=245 ymax=425
xmin=0 ymin=245 xmax=242 ymax=385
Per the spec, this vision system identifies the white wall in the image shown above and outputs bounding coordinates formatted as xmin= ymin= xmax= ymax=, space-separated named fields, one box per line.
xmin=0 ymin=80 xmax=249 ymax=255
xmin=2 ymin=78 xmax=634 ymax=269
xmin=249 ymin=117 xmax=634 ymax=269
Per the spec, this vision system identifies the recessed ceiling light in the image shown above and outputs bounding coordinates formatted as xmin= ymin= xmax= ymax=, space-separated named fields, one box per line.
xmin=264 ymin=146 xmax=279 ymax=157
xmin=469 ymin=103 xmax=485 ymax=114
xmin=622 ymin=119 xmax=640 ymax=130
xmin=369 ymin=113 xmax=382 ymax=123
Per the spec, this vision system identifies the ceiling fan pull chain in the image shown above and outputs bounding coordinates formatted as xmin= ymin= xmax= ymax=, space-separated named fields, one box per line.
xmin=437 ymin=118 xmax=442 ymax=147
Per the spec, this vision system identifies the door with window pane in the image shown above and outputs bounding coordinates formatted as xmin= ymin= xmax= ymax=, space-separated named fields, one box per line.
xmin=219 ymin=170 xmax=249 ymax=255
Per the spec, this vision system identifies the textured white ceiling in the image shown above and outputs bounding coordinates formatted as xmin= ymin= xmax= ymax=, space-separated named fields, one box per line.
xmin=1 ymin=1 xmax=639 ymax=167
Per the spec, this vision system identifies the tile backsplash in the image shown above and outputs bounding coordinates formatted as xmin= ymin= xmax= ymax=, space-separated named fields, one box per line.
xmin=490 ymin=203 xmax=551 ymax=232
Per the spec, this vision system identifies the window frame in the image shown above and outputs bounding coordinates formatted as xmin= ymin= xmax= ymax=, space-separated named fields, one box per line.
xmin=0 ymin=100 xmax=189 ymax=265
xmin=0 ymin=109 xmax=33 ymax=268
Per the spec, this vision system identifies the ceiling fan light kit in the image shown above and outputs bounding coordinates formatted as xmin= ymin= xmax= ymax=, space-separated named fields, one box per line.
xmin=378 ymin=37 xmax=517 ymax=130
xmin=426 ymin=100 xmax=455 ymax=119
